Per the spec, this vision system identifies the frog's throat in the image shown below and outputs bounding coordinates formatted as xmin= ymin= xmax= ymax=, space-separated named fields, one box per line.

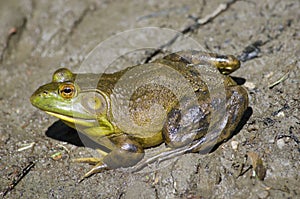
xmin=45 ymin=111 xmax=96 ymax=127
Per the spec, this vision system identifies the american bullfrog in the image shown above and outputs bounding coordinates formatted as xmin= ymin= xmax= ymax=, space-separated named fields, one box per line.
xmin=30 ymin=50 xmax=248 ymax=179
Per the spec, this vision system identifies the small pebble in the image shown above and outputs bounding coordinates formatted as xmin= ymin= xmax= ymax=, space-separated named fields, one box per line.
xmin=276 ymin=111 xmax=285 ymax=117
xmin=264 ymin=71 xmax=274 ymax=79
xmin=257 ymin=190 xmax=270 ymax=199
xmin=247 ymin=124 xmax=259 ymax=131
xmin=231 ymin=140 xmax=239 ymax=150
xmin=244 ymin=81 xmax=256 ymax=89
xmin=0 ymin=130 xmax=10 ymax=144
xmin=276 ymin=139 xmax=285 ymax=149
xmin=268 ymin=138 xmax=275 ymax=144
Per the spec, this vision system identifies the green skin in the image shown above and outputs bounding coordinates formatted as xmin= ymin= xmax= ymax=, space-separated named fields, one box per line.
xmin=31 ymin=50 xmax=248 ymax=179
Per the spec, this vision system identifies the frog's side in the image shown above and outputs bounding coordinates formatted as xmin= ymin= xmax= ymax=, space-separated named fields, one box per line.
xmin=30 ymin=50 xmax=248 ymax=179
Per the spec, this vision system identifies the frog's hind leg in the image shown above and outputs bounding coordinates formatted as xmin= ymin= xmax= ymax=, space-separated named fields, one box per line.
xmin=191 ymin=84 xmax=249 ymax=153
xmin=127 ymin=138 xmax=207 ymax=172
xmin=163 ymin=50 xmax=240 ymax=75
xmin=216 ymin=84 xmax=249 ymax=143
xmin=162 ymin=103 xmax=209 ymax=149
xmin=161 ymin=85 xmax=247 ymax=154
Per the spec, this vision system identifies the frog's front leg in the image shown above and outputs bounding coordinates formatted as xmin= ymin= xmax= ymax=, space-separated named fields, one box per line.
xmin=76 ymin=134 xmax=144 ymax=181
xmin=103 ymin=135 xmax=145 ymax=168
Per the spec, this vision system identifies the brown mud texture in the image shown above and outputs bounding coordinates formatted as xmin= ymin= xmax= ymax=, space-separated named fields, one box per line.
xmin=0 ymin=0 xmax=299 ymax=198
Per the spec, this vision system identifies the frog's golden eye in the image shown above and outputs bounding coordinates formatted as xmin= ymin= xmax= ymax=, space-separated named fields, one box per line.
xmin=59 ymin=83 xmax=76 ymax=99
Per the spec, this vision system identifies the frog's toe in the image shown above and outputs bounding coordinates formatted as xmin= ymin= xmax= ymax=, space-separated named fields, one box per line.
xmin=73 ymin=149 xmax=108 ymax=165
xmin=73 ymin=157 xmax=102 ymax=165
xmin=79 ymin=162 xmax=108 ymax=182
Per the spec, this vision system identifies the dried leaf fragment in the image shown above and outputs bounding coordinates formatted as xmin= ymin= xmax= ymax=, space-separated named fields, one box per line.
xmin=247 ymin=151 xmax=267 ymax=180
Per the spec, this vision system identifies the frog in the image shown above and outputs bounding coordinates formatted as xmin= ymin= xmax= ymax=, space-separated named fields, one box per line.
xmin=30 ymin=50 xmax=248 ymax=180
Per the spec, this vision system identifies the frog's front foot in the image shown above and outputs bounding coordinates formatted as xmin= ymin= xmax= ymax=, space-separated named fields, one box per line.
xmin=73 ymin=157 xmax=108 ymax=182
xmin=75 ymin=135 xmax=145 ymax=181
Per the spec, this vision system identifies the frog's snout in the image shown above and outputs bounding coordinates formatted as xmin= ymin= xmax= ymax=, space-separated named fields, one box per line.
xmin=30 ymin=92 xmax=39 ymax=106
xmin=30 ymin=87 xmax=48 ymax=106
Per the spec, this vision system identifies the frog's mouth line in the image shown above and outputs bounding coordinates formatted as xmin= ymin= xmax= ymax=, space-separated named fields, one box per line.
xmin=45 ymin=111 xmax=96 ymax=127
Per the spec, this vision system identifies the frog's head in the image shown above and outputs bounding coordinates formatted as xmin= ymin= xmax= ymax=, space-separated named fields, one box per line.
xmin=30 ymin=68 xmax=111 ymax=129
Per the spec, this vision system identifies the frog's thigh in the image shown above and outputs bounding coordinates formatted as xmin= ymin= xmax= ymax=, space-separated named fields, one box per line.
xmin=217 ymin=85 xmax=249 ymax=142
xmin=163 ymin=105 xmax=207 ymax=148
xmin=103 ymin=135 xmax=145 ymax=169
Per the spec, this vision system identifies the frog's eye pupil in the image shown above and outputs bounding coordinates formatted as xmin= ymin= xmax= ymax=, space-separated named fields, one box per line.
xmin=63 ymin=88 xmax=72 ymax=93
xmin=59 ymin=84 xmax=75 ymax=98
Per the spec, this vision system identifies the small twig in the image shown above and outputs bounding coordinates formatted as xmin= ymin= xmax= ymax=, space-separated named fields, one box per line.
xmin=237 ymin=165 xmax=252 ymax=178
xmin=2 ymin=161 xmax=35 ymax=198
xmin=271 ymin=104 xmax=290 ymax=116
xmin=56 ymin=144 xmax=71 ymax=154
xmin=275 ymin=126 xmax=300 ymax=145
xmin=268 ymin=71 xmax=289 ymax=89
xmin=269 ymin=61 xmax=297 ymax=89
xmin=17 ymin=142 xmax=35 ymax=152
xmin=197 ymin=1 xmax=235 ymax=25
xmin=143 ymin=0 xmax=238 ymax=63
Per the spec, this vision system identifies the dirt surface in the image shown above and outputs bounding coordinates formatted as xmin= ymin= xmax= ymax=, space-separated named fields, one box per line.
xmin=0 ymin=0 xmax=299 ymax=198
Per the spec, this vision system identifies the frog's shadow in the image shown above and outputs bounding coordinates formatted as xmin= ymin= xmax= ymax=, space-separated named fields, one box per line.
xmin=231 ymin=76 xmax=246 ymax=85
xmin=45 ymin=121 xmax=101 ymax=149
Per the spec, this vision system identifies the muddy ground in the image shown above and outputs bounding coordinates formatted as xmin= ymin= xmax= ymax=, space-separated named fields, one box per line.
xmin=0 ymin=0 xmax=299 ymax=198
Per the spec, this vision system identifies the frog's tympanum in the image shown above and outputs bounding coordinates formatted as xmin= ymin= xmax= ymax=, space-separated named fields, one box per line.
xmin=31 ymin=50 xmax=248 ymax=179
